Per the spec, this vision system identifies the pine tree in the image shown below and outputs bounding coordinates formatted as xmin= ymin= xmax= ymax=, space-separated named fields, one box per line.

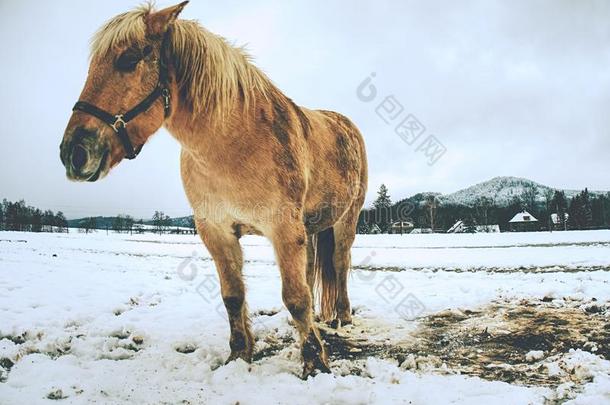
xmin=582 ymin=189 xmax=593 ymax=228
xmin=373 ymin=184 xmax=392 ymax=209
xmin=373 ymin=184 xmax=392 ymax=233
xmin=55 ymin=211 xmax=68 ymax=233
xmin=31 ymin=209 xmax=42 ymax=232
xmin=522 ymin=184 xmax=539 ymax=214
xmin=42 ymin=210 xmax=55 ymax=232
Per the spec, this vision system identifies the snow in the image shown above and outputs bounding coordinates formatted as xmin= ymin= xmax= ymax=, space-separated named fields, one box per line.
xmin=525 ymin=350 xmax=545 ymax=362
xmin=1 ymin=230 xmax=610 ymax=404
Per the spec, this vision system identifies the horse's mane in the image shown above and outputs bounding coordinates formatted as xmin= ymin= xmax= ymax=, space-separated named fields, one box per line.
xmin=90 ymin=4 xmax=272 ymax=121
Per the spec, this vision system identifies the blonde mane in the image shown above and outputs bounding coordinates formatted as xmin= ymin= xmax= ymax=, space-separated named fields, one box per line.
xmin=90 ymin=4 xmax=272 ymax=122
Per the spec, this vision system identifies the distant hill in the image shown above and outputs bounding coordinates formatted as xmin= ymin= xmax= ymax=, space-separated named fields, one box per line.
xmin=67 ymin=216 xmax=124 ymax=229
xmin=421 ymin=176 xmax=607 ymax=207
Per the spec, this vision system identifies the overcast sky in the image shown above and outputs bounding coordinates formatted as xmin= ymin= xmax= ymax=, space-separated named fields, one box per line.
xmin=1 ymin=0 xmax=609 ymax=219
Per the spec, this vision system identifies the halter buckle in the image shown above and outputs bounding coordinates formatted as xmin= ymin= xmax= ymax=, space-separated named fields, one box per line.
xmin=111 ymin=114 xmax=126 ymax=132
xmin=162 ymin=88 xmax=170 ymax=111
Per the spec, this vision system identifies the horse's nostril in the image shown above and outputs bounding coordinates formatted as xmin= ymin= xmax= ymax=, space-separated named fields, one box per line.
xmin=71 ymin=144 xmax=88 ymax=172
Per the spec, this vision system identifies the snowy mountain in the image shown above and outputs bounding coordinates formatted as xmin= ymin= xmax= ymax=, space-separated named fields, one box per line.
xmin=410 ymin=177 xmax=606 ymax=207
xmin=436 ymin=176 xmax=606 ymax=207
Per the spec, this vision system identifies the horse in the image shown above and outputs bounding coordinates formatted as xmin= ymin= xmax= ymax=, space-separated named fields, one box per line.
xmin=59 ymin=1 xmax=367 ymax=378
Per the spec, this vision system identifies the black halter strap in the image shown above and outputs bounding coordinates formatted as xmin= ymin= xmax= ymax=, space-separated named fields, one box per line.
xmin=72 ymin=38 xmax=171 ymax=160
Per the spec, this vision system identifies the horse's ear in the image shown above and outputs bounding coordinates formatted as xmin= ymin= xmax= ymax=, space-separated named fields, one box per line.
xmin=145 ymin=1 xmax=189 ymax=36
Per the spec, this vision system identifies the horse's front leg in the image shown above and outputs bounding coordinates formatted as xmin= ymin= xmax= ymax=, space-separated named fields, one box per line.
xmin=272 ymin=221 xmax=330 ymax=378
xmin=196 ymin=219 xmax=254 ymax=363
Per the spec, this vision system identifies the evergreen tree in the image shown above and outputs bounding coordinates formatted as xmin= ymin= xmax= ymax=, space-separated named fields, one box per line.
xmin=551 ymin=191 xmax=568 ymax=230
xmin=582 ymin=189 xmax=593 ymax=228
xmin=42 ymin=210 xmax=55 ymax=231
xmin=55 ymin=211 xmax=68 ymax=232
xmin=373 ymin=184 xmax=392 ymax=208
xmin=31 ymin=209 xmax=42 ymax=232
xmin=373 ymin=184 xmax=392 ymax=233
xmin=522 ymin=184 xmax=539 ymax=214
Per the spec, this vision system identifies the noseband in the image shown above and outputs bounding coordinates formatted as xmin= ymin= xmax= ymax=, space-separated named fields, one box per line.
xmin=72 ymin=40 xmax=171 ymax=160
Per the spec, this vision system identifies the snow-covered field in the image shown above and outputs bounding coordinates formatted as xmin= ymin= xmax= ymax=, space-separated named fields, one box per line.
xmin=1 ymin=230 xmax=609 ymax=404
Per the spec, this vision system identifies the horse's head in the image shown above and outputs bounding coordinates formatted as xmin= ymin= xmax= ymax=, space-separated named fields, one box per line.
xmin=60 ymin=2 xmax=188 ymax=182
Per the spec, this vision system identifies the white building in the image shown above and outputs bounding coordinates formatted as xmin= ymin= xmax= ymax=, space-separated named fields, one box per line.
xmin=508 ymin=210 xmax=539 ymax=231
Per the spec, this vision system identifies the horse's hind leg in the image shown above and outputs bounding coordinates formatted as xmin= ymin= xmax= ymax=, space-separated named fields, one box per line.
xmin=332 ymin=207 xmax=360 ymax=326
xmin=195 ymin=219 xmax=253 ymax=363
xmin=272 ymin=220 xmax=330 ymax=378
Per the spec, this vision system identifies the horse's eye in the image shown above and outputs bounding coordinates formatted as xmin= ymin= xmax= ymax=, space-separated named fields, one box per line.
xmin=116 ymin=49 xmax=142 ymax=72
xmin=143 ymin=45 xmax=153 ymax=56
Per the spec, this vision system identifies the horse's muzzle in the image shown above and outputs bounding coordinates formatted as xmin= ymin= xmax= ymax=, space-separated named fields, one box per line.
xmin=60 ymin=126 xmax=108 ymax=182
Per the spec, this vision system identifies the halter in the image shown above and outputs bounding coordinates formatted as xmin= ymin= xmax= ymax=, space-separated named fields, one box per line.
xmin=72 ymin=38 xmax=171 ymax=160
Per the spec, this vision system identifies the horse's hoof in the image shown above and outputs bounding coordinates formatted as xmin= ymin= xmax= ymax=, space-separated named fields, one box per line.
xmin=339 ymin=317 xmax=352 ymax=326
xmin=301 ymin=358 xmax=331 ymax=379
xmin=301 ymin=330 xmax=331 ymax=379
xmin=225 ymin=351 xmax=252 ymax=365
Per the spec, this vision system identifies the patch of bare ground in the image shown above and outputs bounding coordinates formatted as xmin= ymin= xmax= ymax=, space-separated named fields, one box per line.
xmin=256 ymin=299 xmax=609 ymax=390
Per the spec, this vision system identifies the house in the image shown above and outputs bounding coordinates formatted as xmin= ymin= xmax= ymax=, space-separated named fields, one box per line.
xmin=447 ymin=220 xmax=500 ymax=233
xmin=508 ymin=210 xmax=539 ymax=232
xmin=391 ymin=221 xmax=414 ymax=234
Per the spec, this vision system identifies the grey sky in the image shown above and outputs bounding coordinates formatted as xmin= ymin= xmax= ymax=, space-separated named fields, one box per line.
xmin=1 ymin=0 xmax=609 ymax=219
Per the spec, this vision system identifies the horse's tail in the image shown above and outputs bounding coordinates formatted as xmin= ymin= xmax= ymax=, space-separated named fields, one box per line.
xmin=313 ymin=227 xmax=337 ymax=321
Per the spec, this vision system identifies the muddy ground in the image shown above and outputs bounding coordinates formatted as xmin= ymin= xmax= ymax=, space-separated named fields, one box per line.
xmin=256 ymin=297 xmax=609 ymax=391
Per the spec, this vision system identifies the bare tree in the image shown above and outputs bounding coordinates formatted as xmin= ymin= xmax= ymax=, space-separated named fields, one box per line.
xmin=84 ymin=217 xmax=97 ymax=233
xmin=474 ymin=196 xmax=494 ymax=226
xmin=425 ymin=195 xmax=439 ymax=232
xmin=153 ymin=211 xmax=171 ymax=234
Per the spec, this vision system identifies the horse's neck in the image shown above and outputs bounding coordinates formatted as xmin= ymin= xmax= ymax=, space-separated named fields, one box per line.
xmin=163 ymin=64 xmax=277 ymax=155
xmin=164 ymin=93 xmax=243 ymax=155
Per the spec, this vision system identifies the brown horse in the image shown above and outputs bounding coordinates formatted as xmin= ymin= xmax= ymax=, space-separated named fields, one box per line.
xmin=59 ymin=2 xmax=367 ymax=378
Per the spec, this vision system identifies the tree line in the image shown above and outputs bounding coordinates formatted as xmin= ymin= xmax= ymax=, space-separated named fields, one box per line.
xmin=357 ymin=184 xmax=610 ymax=233
xmin=0 ymin=199 xmax=68 ymax=232
xmin=77 ymin=211 xmax=194 ymax=234
xmin=5 ymin=186 xmax=609 ymax=236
